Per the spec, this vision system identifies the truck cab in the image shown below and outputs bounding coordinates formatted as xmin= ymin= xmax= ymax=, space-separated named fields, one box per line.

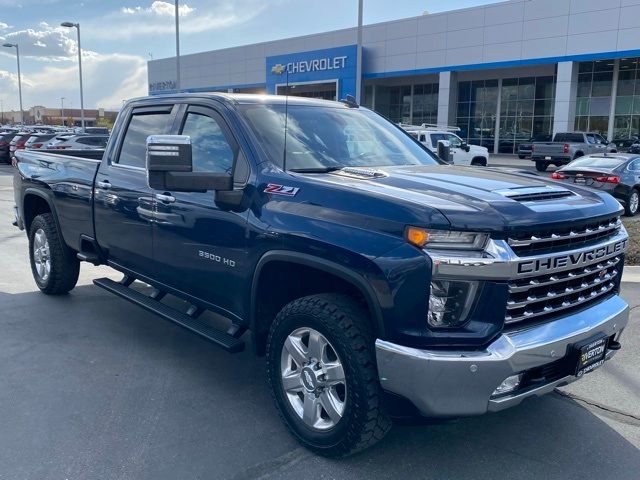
xmin=402 ymin=124 xmax=489 ymax=166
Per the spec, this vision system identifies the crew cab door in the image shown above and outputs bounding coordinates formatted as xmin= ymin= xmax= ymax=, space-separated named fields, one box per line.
xmin=151 ymin=105 xmax=250 ymax=317
xmin=94 ymin=105 xmax=177 ymax=276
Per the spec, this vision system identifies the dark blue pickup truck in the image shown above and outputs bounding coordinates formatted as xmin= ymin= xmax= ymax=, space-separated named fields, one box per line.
xmin=13 ymin=94 xmax=630 ymax=457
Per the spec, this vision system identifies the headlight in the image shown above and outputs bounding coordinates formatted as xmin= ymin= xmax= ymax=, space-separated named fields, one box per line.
xmin=406 ymin=227 xmax=488 ymax=250
xmin=428 ymin=280 xmax=479 ymax=328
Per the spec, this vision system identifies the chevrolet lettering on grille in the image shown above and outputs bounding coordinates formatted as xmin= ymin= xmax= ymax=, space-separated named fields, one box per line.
xmin=517 ymin=239 xmax=628 ymax=275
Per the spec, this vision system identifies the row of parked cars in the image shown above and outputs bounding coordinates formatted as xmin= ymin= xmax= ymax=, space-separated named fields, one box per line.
xmin=0 ymin=126 xmax=109 ymax=164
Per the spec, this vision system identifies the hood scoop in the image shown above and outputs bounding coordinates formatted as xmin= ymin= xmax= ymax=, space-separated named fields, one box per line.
xmin=331 ymin=167 xmax=388 ymax=179
xmin=495 ymin=186 xmax=576 ymax=202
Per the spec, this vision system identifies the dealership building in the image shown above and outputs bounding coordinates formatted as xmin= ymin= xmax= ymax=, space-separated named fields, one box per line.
xmin=148 ymin=0 xmax=640 ymax=153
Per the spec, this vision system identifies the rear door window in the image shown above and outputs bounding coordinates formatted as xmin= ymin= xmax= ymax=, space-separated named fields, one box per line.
xmin=117 ymin=111 xmax=172 ymax=168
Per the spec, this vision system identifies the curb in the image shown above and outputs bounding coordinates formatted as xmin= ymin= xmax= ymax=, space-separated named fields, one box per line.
xmin=622 ymin=266 xmax=640 ymax=283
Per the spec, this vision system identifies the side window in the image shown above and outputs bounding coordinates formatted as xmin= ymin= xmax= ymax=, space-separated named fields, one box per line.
xmin=180 ymin=112 xmax=235 ymax=174
xmin=586 ymin=134 xmax=596 ymax=144
xmin=630 ymin=159 xmax=640 ymax=171
xmin=118 ymin=112 xmax=171 ymax=168
xmin=447 ymin=134 xmax=462 ymax=147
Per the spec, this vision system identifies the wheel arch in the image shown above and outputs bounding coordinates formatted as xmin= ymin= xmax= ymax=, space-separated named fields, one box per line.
xmin=250 ymin=251 xmax=386 ymax=355
xmin=22 ymin=188 xmax=58 ymax=233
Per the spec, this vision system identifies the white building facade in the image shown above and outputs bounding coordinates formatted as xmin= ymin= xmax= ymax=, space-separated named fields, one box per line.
xmin=148 ymin=0 xmax=640 ymax=153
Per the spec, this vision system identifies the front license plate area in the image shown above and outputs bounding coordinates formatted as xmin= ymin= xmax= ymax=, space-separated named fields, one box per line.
xmin=574 ymin=335 xmax=607 ymax=377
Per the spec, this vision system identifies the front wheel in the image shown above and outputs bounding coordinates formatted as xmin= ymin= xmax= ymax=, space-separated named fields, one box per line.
xmin=28 ymin=213 xmax=80 ymax=295
xmin=518 ymin=154 xmax=526 ymax=159
xmin=626 ymin=189 xmax=639 ymax=216
xmin=266 ymin=294 xmax=391 ymax=458
xmin=535 ymin=160 xmax=548 ymax=172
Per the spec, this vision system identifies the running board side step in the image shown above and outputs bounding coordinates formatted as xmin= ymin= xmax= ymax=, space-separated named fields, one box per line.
xmin=93 ymin=277 xmax=245 ymax=353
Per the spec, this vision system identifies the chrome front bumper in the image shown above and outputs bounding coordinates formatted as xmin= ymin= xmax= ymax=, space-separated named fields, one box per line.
xmin=375 ymin=294 xmax=629 ymax=417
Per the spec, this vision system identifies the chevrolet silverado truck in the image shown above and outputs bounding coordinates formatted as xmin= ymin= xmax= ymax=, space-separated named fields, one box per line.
xmin=531 ymin=132 xmax=617 ymax=172
xmin=13 ymin=94 xmax=630 ymax=457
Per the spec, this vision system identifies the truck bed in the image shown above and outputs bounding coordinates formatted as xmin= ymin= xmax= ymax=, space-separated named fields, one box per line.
xmin=14 ymin=150 xmax=103 ymax=251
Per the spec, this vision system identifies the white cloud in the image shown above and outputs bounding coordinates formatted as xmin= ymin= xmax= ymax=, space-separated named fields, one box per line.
xmin=0 ymin=53 xmax=147 ymax=111
xmin=85 ymin=0 xmax=273 ymax=39
xmin=0 ymin=25 xmax=77 ymax=60
xmin=122 ymin=1 xmax=195 ymax=17
xmin=0 ymin=22 xmax=10 ymax=30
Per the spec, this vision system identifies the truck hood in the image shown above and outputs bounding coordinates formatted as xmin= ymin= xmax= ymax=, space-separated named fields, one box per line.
xmin=468 ymin=144 xmax=488 ymax=155
xmin=309 ymin=165 xmax=622 ymax=232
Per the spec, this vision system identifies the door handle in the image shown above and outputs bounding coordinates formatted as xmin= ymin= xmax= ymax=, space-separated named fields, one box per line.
xmin=155 ymin=193 xmax=176 ymax=204
xmin=97 ymin=180 xmax=111 ymax=189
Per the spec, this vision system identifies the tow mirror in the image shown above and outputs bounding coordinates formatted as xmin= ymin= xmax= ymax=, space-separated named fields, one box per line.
xmin=461 ymin=141 xmax=471 ymax=152
xmin=146 ymin=135 xmax=233 ymax=192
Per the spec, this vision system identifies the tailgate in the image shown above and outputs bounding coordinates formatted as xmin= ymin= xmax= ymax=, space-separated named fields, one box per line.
xmin=533 ymin=143 xmax=565 ymax=156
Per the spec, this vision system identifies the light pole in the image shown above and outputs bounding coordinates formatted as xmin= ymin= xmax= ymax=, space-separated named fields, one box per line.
xmin=175 ymin=0 xmax=181 ymax=92
xmin=61 ymin=97 xmax=65 ymax=127
xmin=61 ymin=22 xmax=85 ymax=132
xmin=2 ymin=43 xmax=24 ymax=125
xmin=0 ymin=99 xmax=3 ymax=124
xmin=355 ymin=0 xmax=363 ymax=103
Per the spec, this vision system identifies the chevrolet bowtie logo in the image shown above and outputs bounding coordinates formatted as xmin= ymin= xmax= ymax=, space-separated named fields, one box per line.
xmin=271 ymin=64 xmax=286 ymax=74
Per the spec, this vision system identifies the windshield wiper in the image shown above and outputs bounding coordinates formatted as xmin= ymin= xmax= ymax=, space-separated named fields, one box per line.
xmin=288 ymin=167 xmax=343 ymax=173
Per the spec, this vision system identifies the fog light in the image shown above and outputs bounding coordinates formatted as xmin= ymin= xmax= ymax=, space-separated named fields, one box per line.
xmin=492 ymin=374 xmax=523 ymax=396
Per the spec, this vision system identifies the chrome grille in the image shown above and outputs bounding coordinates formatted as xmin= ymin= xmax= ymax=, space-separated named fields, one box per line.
xmin=505 ymin=256 xmax=621 ymax=325
xmin=508 ymin=217 xmax=621 ymax=256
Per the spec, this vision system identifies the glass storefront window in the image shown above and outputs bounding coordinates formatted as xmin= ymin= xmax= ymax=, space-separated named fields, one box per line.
xmin=456 ymin=79 xmax=498 ymax=150
xmin=575 ymin=60 xmax=614 ymax=136
xmin=614 ymin=57 xmax=640 ymax=139
xmin=490 ymin=75 xmax=555 ymax=154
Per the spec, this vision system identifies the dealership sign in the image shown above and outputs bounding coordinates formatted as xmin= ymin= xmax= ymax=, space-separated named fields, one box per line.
xmin=266 ymin=45 xmax=357 ymax=100
xmin=271 ymin=55 xmax=348 ymax=75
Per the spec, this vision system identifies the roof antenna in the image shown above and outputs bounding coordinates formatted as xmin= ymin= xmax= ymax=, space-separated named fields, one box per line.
xmin=282 ymin=68 xmax=289 ymax=173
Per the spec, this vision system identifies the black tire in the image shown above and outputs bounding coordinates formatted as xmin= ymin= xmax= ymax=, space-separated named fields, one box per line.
xmin=28 ymin=213 xmax=80 ymax=295
xmin=626 ymin=188 xmax=639 ymax=217
xmin=266 ymin=294 xmax=391 ymax=458
xmin=574 ymin=152 xmax=584 ymax=159
xmin=535 ymin=160 xmax=548 ymax=172
xmin=518 ymin=154 xmax=526 ymax=159
xmin=471 ymin=157 xmax=487 ymax=166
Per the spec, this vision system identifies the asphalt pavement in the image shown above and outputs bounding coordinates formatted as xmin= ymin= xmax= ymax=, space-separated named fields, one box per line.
xmin=0 ymin=163 xmax=638 ymax=479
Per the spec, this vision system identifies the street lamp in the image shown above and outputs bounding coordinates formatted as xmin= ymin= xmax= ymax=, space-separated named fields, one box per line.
xmin=61 ymin=97 xmax=65 ymax=127
xmin=60 ymin=22 xmax=85 ymax=132
xmin=175 ymin=0 xmax=181 ymax=92
xmin=356 ymin=0 xmax=363 ymax=103
xmin=2 ymin=43 xmax=24 ymax=125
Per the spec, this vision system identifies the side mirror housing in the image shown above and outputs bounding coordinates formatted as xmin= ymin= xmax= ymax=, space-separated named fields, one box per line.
xmin=146 ymin=135 xmax=233 ymax=192
xmin=461 ymin=141 xmax=471 ymax=152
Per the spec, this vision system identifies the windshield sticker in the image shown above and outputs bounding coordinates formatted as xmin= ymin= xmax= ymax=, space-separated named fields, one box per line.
xmin=264 ymin=184 xmax=300 ymax=196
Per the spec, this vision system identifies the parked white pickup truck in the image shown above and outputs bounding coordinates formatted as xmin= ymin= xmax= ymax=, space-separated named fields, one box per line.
xmin=402 ymin=124 xmax=489 ymax=166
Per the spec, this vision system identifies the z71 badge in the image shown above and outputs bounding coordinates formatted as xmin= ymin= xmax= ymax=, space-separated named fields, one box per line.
xmin=264 ymin=184 xmax=299 ymax=196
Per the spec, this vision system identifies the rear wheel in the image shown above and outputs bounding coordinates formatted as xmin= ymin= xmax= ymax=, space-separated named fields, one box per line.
xmin=28 ymin=213 xmax=80 ymax=295
xmin=626 ymin=189 xmax=639 ymax=216
xmin=266 ymin=294 xmax=391 ymax=457
xmin=535 ymin=161 xmax=548 ymax=172
xmin=518 ymin=154 xmax=526 ymax=159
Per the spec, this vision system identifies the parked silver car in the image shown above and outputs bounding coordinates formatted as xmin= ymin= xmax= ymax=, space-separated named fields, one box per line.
xmin=46 ymin=135 xmax=109 ymax=150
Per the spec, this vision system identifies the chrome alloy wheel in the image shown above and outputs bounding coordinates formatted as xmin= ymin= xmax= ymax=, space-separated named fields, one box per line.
xmin=33 ymin=228 xmax=51 ymax=282
xmin=280 ymin=327 xmax=347 ymax=430
xmin=630 ymin=191 xmax=639 ymax=215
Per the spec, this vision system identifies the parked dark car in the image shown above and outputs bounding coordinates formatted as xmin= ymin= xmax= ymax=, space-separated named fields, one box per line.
xmin=612 ymin=137 xmax=639 ymax=152
xmin=84 ymin=127 xmax=110 ymax=135
xmin=517 ymin=134 xmax=552 ymax=159
xmin=47 ymin=134 xmax=109 ymax=150
xmin=0 ymin=132 xmax=17 ymax=163
xmin=552 ymin=153 xmax=640 ymax=216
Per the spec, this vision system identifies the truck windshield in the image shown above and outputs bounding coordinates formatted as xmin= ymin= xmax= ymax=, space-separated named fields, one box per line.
xmin=239 ymin=104 xmax=440 ymax=170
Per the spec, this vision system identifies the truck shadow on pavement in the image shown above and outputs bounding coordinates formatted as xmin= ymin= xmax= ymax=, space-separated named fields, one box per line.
xmin=0 ymin=285 xmax=638 ymax=480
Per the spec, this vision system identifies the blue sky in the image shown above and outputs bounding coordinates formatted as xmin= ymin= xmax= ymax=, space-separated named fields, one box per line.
xmin=0 ymin=0 xmax=499 ymax=111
